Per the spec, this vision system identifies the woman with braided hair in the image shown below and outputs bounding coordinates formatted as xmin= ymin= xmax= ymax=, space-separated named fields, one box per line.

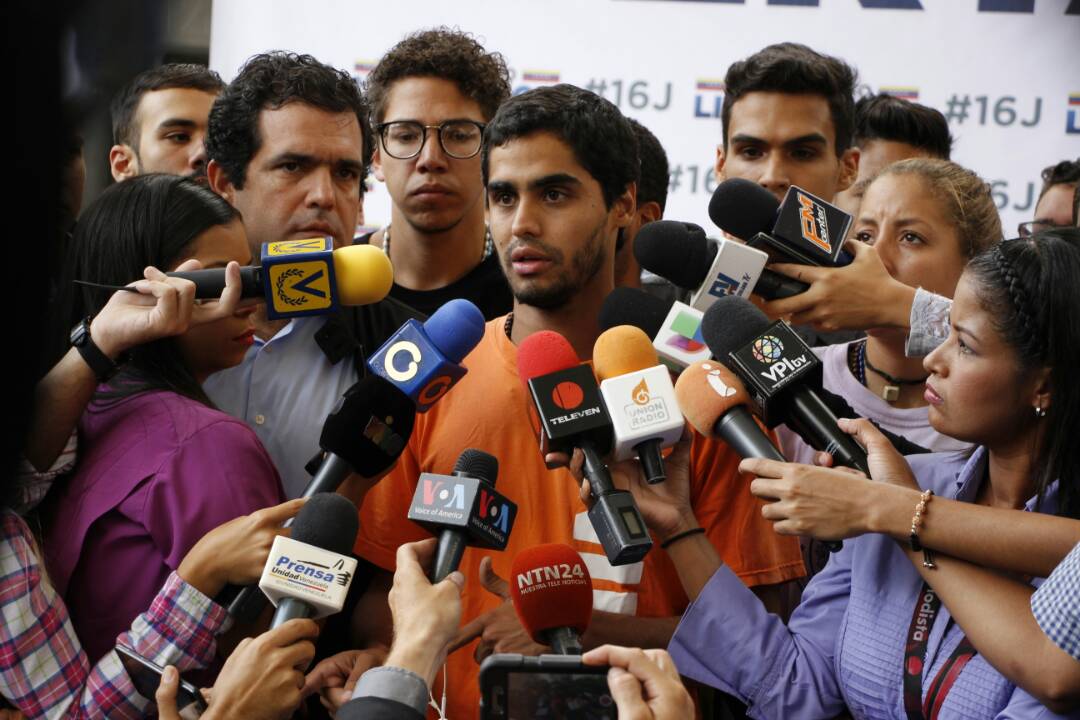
xmin=595 ymin=228 xmax=1080 ymax=717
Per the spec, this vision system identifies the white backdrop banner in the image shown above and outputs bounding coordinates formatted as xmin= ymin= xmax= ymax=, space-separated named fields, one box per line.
xmin=210 ymin=0 xmax=1080 ymax=237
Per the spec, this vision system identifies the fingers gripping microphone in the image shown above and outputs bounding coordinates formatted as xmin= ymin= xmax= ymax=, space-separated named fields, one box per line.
xmin=633 ymin=220 xmax=770 ymax=311
xmin=260 ymin=493 xmax=359 ymax=629
xmin=168 ymin=240 xmax=394 ymax=319
xmin=517 ymin=332 xmax=652 ymax=566
xmin=599 ymin=288 xmax=710 ymax=373
xmin=510 ymin=544 xmax=593 ymax=655
xmin=593 ymin=326 xmax=684 ymax=483
xmin=675 ymin=361 xmax=784 ymax=461
xmin=407 ymin=449 xmax=517 ymax=583
xmin=700 ymin=296 xmax=869 ymax=475
xmin=367 ymin=298 xmax=485 ymax=412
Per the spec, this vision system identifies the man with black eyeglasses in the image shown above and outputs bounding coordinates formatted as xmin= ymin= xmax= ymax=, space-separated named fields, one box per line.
xmin=1019 ymin=158 xmax=1079 ymax=237
xmin=359 ymin=28 xmax=513 ymax=319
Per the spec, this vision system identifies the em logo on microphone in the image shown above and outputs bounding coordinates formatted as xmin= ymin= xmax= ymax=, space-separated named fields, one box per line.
xmin=797 ymin=192 xmax=832 ymax=254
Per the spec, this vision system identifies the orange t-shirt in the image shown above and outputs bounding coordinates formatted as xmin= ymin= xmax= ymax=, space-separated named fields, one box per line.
xmin=356 ymin=317 xmax=804 ymax=719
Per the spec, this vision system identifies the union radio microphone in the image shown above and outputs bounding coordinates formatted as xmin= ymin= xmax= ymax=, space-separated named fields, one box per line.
xmin=701 ymin=295 xmax=869 ymax=476
xmin=708 ymin=179 xmax=854 ymax=295
xmin=510 ymin=544 xmax=593 ymax=655
xmin=593 ymin=326 xmax=684 ymax=484
xmin=168 ymin=240 xmax=394 ymax=319
xmin=633 ymin=220 xmax=770 ymax=311
xmin=259 ymin=493 xmax=359 ymax=629
xmin=407 ymin=449 xmax=516 ymax=582
xmin=367 ymin=298 xmax=485 ymax=412
xmin=599 ymin=288 xmax=710 ymax=373
xmin=517 ymin=331 xmax=652 ymax=565
xmin=674 ymin=361 xmax=784 ymax=461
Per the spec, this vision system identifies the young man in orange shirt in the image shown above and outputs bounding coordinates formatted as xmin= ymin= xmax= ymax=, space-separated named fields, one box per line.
xmin=308 ymin=84 xmax=804 ymax=718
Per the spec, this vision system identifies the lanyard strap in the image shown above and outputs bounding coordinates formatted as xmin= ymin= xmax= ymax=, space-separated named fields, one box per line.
xmin=903 ymin=583 xmax=978 ymax=720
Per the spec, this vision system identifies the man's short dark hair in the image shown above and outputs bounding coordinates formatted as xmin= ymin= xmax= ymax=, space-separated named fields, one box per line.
xmin=853 ymin=94 xmax=952 ymax=159
xmin=206 ymin=52 xmax=372 ymax=190
xmin=482 ymin=84 xmax=638 ymax=209
xmin=111 ymin=63 xmax=224 ymax=147
xmin=627 ymin=118 xmax=669 ymax=213
xmin=1039 ymin=158 xmax=1080 ymax=200
xmin=366 ymin=28 xmax=511 ymax=123
xmin=721 ymin=43 xmax=857 ymax=154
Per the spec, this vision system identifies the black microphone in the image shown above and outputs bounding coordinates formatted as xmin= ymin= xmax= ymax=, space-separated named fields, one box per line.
xmin=708 ymin=179 xmax=854 ymax=274
xmin=266 ymin=493 xmax=359 ymax=629
xmin=407 ymin=449 xmax=517 ymax=582
xmin=517 ymin=331 xmax=652 ymax=566
xmin=700 ymin=295 xmax=869 ymax=476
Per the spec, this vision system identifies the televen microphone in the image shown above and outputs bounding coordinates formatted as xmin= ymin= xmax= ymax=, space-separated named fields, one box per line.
xmin=510 ymin=543 xmax=593 ymax=655
xmin=518 ymin=331 xmax=652 ymax=566
xmin=407 ymin=448 xmax=517 ymax=582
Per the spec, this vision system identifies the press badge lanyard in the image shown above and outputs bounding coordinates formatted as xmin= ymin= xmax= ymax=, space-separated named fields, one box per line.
xmin=903 ymin=583 xmax=978 ymax=720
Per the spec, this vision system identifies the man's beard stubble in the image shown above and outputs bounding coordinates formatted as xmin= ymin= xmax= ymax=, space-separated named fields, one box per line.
xmin=504 ymin=220 xmax=607 ymax=311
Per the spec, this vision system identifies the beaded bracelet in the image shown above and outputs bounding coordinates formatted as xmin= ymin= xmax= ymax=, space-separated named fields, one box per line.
xmin=908 ymin=489 xmax=936 ymax=568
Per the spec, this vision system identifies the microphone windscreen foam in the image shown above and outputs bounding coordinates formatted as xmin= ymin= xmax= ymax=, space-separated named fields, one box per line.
xmin=510 ymin=543 xmax=593 ymax=644
xmin=332 ymin=244 xmax=395 ymax=305
xmin=517 ymin=330 xmax=581 ymax=386
xmin=320 ymin=376 xmax=415 ymax=476
xmin=701 ymin=295 xmax=772 ymax=360
xmin=452 ymin=448 xmax=499 ymax=486
xmin=593 ymin=325 xmax=659 ymax=381
xmin=632 ymin=221 xmax=714 ymax=289
xmin=708 ymin=178 xmax=779 ymax=240
xmin=675 ymin=361 xmax=752 ymax=437
xmin=425 ymin=299 xmax=485 ymax=363
xmin=290 ymin=493 xmax=359 ymax=555
xmin=599 ymin=288 xmax=672 ymax=338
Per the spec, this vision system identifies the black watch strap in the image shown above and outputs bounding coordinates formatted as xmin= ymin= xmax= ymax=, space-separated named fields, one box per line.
xmin=70 ymin=318 xmax=120 ymax=382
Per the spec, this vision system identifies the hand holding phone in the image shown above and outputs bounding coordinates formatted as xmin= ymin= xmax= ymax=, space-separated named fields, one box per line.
xmin=582 ymin=645 xmax=694 ymax=720
xmin=480 ymin=654 xmax=615 ymax=720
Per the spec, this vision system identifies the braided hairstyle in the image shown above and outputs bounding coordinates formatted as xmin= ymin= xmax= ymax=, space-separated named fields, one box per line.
xmin=967 ymin=227 xmax=1080 ymax=518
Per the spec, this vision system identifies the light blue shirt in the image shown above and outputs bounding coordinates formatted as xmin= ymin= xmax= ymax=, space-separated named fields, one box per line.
xmin=204 ymin=316 xmax=357 ymax=498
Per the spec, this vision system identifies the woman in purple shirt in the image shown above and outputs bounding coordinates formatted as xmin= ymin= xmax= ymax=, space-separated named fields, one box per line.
xmin=604 ymin=229 xmax=1080 ymax=718
xmin=42 ymin=174 xmax=287 ymax=664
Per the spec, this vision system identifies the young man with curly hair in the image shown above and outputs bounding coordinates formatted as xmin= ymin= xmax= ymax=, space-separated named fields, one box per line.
xmin=360 ymin=28 xmax=513 ymax=319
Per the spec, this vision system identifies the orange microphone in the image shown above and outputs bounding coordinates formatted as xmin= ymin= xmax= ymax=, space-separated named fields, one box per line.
xmin=675 ymin=360 xmax=785 ymax=461
xmin=510 ymin=543 xmax=593 ymax=655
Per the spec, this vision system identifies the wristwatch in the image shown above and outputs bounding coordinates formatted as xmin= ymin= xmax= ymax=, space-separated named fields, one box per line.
xmin=70 ymin=318 xmax=122 ymax=382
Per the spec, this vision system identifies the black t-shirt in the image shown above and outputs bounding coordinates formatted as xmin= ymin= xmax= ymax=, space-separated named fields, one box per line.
xmin=355 ymin=232 xmax=513 ymax=320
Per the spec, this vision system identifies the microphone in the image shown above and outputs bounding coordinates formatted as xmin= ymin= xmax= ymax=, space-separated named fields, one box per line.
xmin=168 ymin=240 xmax=394 ymax=319
xmin=708 ymin=179 xmax=854 ymax=272
xmin=517 ymin=331 xmax=652 ymax=566
xmin=259 ymin=493 xmax=359 ymax=629
xmin=700 ymin=295 xmax=869 ymax=476
xmin=367 ymin=298 xmax=485 ymax=412
xmin=633 ymin=220 xmax=770 ymax=310
xmin=407 ymin=449 xmax=517 ymax=582
xmin=593 ymin=325 xmax=684 ymax=484
xmin=674 ymin=360 xmax=784 ymax=461
xmin=599 ymin=288 xmax=710 ymax=373
xmin=509 ymin=544 xmax=593 ymax=655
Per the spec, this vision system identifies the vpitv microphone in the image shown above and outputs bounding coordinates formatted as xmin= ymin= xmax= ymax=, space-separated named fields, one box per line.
xmin=709 ymin=179 xmax=854 ymax=278
xmin=701 ymin=295 xmax=869 ymax=476
xmin=168 ymin=239 xmax=394 ymax=320
xmin=594 ymin=326 xmax=684 ymax=484
xmin=407 ymin=449 xmax=517 ymax=583
xmin=259 ymin=493 xmax=359 ymax=629
xmin=510 ymin=544 xmax=593 ymax=655
xmin=599 ymin=287 xmax=710 ymax=373
xmin=367 ymin=298 xmax=485 ymax=412
xmin=675 ymin=360 xmax=784 ymax=462
xmin=634 ymin=220 xmax=770 ymax=311
xmin=518 ymin=331 xmax=652 ymax=566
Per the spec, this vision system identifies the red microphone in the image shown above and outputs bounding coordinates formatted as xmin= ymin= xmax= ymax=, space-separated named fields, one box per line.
xmin=510 ymin=543 xmax=593 ymax=655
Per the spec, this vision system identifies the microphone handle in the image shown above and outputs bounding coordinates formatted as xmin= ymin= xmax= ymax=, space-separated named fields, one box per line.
xmin=580 ymin=441 xmax=616 ymax=497
xmin=788 ymin=389 xmax=870 ymax=475
xmin=270 ymin=597 xmax=316 ymax=629
xmin=285 ymin=453 xmax=355 ymax=530
xmin=714 ymin=407 xmax=786 ymax=461
xmin=754 ymin=268 xmax=809 ymax=301
xmin=431 ymin=528 xmax=467 ymax=583
xmin=544 ymin=627 xmax=583 ymax=656
xmin=167 ymin=266 xmax=263 ymax=299
xmin=634 ymin=438 xmax=666 ymax=484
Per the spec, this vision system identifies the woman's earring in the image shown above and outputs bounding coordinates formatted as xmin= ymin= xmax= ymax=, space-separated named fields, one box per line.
xmin=1034 ymin=404 xmax=1047 ymax=418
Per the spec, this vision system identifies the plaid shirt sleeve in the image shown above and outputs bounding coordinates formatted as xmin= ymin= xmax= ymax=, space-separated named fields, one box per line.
xmin=905 ymin=287 xmax=952 ymax=358
xmin=1031 ymin=540 xmax=1080 ymax=660
xmin=1 ymin=511 xmax=228 ymax=719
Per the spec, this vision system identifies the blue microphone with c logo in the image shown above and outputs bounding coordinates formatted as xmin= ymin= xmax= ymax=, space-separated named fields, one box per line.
xmin=367 ymin=298 xmax=485 ymax=412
